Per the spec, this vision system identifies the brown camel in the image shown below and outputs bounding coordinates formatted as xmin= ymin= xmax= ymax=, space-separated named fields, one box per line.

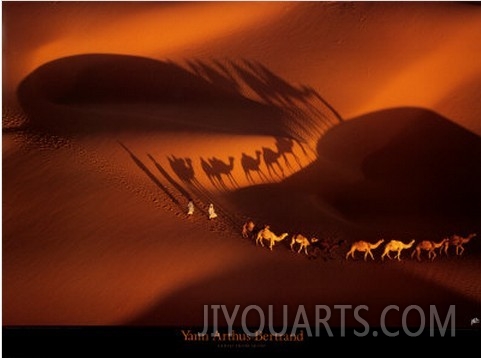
xmin=381 ymin=240 xmax=415 ymax=261
xmin=290 ymin=234 xmax=318 ymax=255
xmin=443 ymin=233 xmax=476 ymax=256
xmin=256 ymin=226 xmax=289 ymax=251
xmin=411 ymin=238 xmax=448 ymax=261
xmin=241 ymin=220 xmax=256 ymax=239
xmin=345 ymin=239 xmax=384 ymax=261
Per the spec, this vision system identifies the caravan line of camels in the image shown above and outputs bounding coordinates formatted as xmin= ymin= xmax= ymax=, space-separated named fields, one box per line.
xmin=242 ymin=221 xmax=477 ymax=262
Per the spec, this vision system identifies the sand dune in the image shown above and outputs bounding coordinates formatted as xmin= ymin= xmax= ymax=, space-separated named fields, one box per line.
xmin=3 ymin=1 xmax=481 ymax=343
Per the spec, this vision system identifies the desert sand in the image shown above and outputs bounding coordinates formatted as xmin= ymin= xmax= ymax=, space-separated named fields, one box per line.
xmin=3 ymin=1 xmax=481 ymax=345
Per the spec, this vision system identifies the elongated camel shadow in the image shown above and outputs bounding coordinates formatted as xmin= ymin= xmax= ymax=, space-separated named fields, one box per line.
xmin=241 ymin=150 xmax=268 ymax=184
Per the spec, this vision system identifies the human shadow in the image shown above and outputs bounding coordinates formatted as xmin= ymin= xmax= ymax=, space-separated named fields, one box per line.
xmin=149 ymin=154 xmax=192 ymax=200
xmin=117 ymin=141 xmax=179 ymax=206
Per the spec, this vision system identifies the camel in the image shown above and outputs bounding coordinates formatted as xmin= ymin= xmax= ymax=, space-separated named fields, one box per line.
xmin=345 ymin=239 xmax=384 ymax=261
xmin=242 ymin=220 xmax=256 ymax=239
xmin=381 ymin=240 xmax=415 ymax=261
xmin=443 ymin=233 xmax=476 ymax=256
xmin=411 ymin=238 xmax=448 ymax=261
xmin=241 ymin=151 xmax=268 ymax=184
xmin=256 ymin=226 xmax=289 ymax=251
xmin=290 ymin=234 xmax=318 ymax=255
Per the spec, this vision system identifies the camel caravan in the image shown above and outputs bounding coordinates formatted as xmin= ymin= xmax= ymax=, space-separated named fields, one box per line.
xmin=241 ymin=220 xmax=477 ymax=262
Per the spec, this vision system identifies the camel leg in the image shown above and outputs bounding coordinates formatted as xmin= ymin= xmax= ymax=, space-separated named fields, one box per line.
xmin=459 ymin=246 xmax=464 ymax=255
xmin=430 ymin=250 xmax=436 ymax=261
xmin=396 ymin=251 xmax=402 ymax=261
xmin=290 ymin=240 xmax=295 ymax=251
xmin=381 ymin=251 xmax=390 ymax=261
xmin=304 ymin=246 xmax=309 ymax=255
xmin=297 ymin=246 xmax=303 ymax=254
xmin=346 ymin=250 xmax=353 ymax=260
xmin=363 ymin=251 xmax=369 ymax=261
xmin=368 ymin=250 xmax=374 ymax=261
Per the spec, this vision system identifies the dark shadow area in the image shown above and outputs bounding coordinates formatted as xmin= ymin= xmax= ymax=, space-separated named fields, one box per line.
xmin=18 ymin=54 xmax=289 ymax=136
xmin=228 ymin=107 xmax=481 ymax=237
xmin=317 ymin=107 xmax=481 ymax=225
xmin=127 ymin=254 xmax=481 ymax=329
xmin=17 ymin=54 xmax=339 ymax=141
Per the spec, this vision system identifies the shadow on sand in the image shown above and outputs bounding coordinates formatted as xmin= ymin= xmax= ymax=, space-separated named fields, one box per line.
xmin=18 ymin=54 xmax=341 ymax=142
xmin=228 ymin=107 xmax=481 ymax=237
xmin=126 ymin=254 xmax=481 ymax=329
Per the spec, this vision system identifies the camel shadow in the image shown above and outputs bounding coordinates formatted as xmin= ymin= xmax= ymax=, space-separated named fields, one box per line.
xmin=228 ymin=107 xmax=481 ymax=236
xmin=241 ymin=150 xmax=268 ymax=184
xmin=167 ymin=155 xmax=199 ymax=186
xmin=200 ymin=156 xmax=238 ymax=191
xmin=18 ymin=54 xmax=341 ymax=144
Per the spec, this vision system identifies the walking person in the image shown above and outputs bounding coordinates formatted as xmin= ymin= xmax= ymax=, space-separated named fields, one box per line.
xmin=187 ymin=199 xmax=194 ymax=216
xmin=208 ymin=203 xmax=218 ymax=219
